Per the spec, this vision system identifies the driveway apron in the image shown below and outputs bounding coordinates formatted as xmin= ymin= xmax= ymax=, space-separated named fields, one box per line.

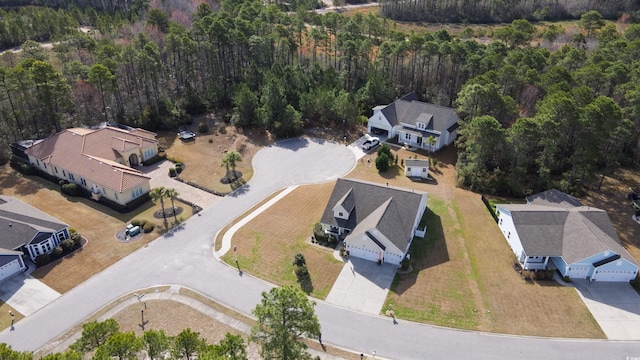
xmin=0 ymin=270 xmax=60 ymax=316
xmin=573 ymin=280 xmax=640 ymax=340
xmin=325 ymin=257 xmax=396 ymax=315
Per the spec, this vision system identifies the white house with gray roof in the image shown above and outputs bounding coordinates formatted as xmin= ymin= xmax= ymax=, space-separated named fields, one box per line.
xmin=320 ymin=178 xmax=427 ymax=265
xmin=367 ymin=93 xmax=460 ymax=152
xmin=496 ymin=189 xmax=639 ymax=282
xmin=0 ymin=196 xmax=70 ymax=281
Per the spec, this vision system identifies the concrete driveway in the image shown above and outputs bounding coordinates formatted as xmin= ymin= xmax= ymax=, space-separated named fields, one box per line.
xmin=0 ymin=269 xmax=60 ymax=316
xmin=325 ymin=257 xmax=396 ymax=315
xmin=140 ymin=161 xmax=222 ymax=209
xmin=573 ymin=280 xmax=640 ymax=340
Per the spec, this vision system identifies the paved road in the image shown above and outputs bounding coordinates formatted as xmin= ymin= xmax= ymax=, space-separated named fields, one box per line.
xmin=1 ymin=138 xmax=640 ymax=359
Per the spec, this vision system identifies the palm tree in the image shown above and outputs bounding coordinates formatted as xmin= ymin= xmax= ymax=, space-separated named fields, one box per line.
xmin=425 ymin=136 xmax=437 ymax=152
xmin=223 ymin=150 xmax=243 ymax=181
xmin=164 ymin=188 xmax=179 ymax=223
xmin=149 ymin=187 xmax=166 ymax=220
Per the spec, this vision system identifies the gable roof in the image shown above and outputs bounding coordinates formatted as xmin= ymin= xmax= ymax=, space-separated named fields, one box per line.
xmin=321 ymin=178 xmax=426 ymax=252
xmin=24 ymin=126 xmax=153 ymax=193
xmin=405 ymin=159 xmax=430 ymax=167
xmin=499 ymin=199 xmax=638 ymax=266
xmin=0 ymin=196 xmax=68 ymax=251
xmin=378 ymin=93 xmax=460 ymax=134
xmin=526 ymin=189 xmax=583 ymax=208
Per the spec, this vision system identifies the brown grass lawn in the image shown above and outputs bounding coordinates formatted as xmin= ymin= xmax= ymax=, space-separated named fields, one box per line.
xmin=345 ymin=146 xmax=604 ymax=338
xmin=222 ymin=182 xmax=344 ymax=299
xmin=0 ymin=165 xmax=192 ymax=294
xmin=158 ymin=124 xmax=272 ymax=194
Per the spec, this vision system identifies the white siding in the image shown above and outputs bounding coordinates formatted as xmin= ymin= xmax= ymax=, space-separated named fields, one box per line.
xmin=496 ymin=207 xmax=525 ymax=260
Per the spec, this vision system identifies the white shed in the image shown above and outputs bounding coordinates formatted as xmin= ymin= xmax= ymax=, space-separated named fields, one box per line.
xmin=405 ymin=159 xmax=430 ymax=179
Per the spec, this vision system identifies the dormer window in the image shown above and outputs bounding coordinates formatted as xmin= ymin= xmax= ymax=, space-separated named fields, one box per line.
xmin=339 ymin=212 xmax=344 ymax=217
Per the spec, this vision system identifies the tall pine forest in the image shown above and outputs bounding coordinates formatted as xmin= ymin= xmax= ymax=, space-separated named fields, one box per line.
xmin=1 ymin=0 xmax=640 ymax=197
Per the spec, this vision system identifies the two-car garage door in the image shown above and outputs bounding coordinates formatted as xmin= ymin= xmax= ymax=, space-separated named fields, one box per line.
xmin=0 ymin=259 xmax=23 ymax=282
xmin=568 ymin=266 xmax=590 ymax=279
xmin=593 ymin=269 xmax=637 ymax=282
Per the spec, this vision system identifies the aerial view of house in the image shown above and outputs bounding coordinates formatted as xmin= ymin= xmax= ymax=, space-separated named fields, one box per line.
xmin=320 ymin=178 xmax=427 ymax=265
xmin=496 ymin=189 xmax=639 ymax=282
xmin=0 ymin=195 xmax=70 ymax=281
xmin=14 ymin=124 xmax=158 ymax=208
xmin=367 ymin=93 xmax=460 ymax=152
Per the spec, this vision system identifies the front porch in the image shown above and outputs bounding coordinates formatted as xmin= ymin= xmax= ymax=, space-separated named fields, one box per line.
xmin=397 ymin=128 xmax=440 ymax=152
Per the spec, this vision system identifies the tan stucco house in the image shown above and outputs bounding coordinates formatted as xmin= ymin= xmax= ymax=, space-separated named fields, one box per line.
xmin=23 ymin=125 xmax=157 ymax=208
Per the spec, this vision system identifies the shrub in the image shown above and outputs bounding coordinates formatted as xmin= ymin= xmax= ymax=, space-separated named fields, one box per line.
xmin=208 ymin=138 xmax=213 ymax=143
xmin=143 ymin=222 xmax=155 ymax=233
xmin=293 ymin=253 xmax=306 ymax=267
xmin=131 ymin=219 xmax=141 ymax=226
xmin=61 ymin=239 xmax=74 ymax=251
xmin=375 ymin=153 xmax=390 ymax=172
xmin=294 ymin=265 xmax=310 ymax=280
xmin=69 ymin=229 xmax=82 ymax=247
xmin=175 ymin=163 xmax=183 ymax=173
xmin=52 ymin=246 xmax=63 ymax=258
xmin=169 ymin=168 xmax=177 ymax=177
xmin=167 ymin=156 xmax=183 ymax=164
xmin=62 ymin=183 xmax=81 ymax=196
xmin=198 ymin=122 xmax=209 ymax=133
xmin=35 ymin=254 xmax=50 ymax=266
xmin=218 ymin=123 xmax=227 ymax=134
xmin=59 ymin=179 xmax=69 ymax=186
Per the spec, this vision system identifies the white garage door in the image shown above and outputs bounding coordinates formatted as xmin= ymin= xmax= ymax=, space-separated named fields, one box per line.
xmin=0 ymin=260 xmax=22 ymax=282
xmin=349 ymin=246 xmax=381 ymax=263
xmin=593 ymin=270 xmax=635 ymax=282
xmin=568 ymin=266 xmax=590 ymax=279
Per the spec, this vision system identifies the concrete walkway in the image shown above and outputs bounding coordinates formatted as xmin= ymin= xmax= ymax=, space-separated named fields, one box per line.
xmin=0 ymin=269 xmax=61 ymax=316
xmin=214 ymin=185 xmax=299 ymax=258
xmin=573 ymin=280 xmax=640 ymax=340
xmin=325 ymin=257 xmax=396 ymax=315
xmin=42 ymin=285 xmax=349 ymax=360
xmin=140 ymin=161 xmax=222 ymax=209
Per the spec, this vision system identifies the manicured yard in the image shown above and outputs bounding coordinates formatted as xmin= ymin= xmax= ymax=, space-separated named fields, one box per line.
xmin=158 ymin=124 xmax=271 ymax=194
xmin=0 ymin=165 xmax=192 ymax=294
xmin=222 ymin=182 xmax=344 ymax=299
xmin=346 ymin=145 xmax=604 ymax=338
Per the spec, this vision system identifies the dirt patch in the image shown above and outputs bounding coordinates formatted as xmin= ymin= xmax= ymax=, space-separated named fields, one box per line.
xmin=0 ymin=166 xmax=191 ymax=293
xmin=224 ymin=182 xmax=344 ymax=299
xmin=346 ymin=145 xmax=604 ymax=338
xmin=158 ymin=123 xmax=272 ymax=194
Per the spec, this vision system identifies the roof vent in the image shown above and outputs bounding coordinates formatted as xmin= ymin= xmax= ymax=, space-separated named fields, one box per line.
xmin=9 ymin=223 xmax=12 ymax=227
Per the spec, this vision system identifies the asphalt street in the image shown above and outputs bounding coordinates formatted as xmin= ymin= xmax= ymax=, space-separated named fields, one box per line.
xmin=1 ymin=138 xmax=640 ymax=359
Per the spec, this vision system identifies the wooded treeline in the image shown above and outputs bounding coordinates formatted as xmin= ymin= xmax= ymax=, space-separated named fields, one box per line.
xmin=1 ymin=1 xmax=640 ymax=196
xmin=380 ymin=0 xmax=640 ymax=23
xmin=0 ymin=0 xmax=148 ymax=13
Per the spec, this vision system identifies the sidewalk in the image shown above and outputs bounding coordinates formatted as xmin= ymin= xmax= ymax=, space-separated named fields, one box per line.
xmin=41 ymin=285 xmax=348 ymax=359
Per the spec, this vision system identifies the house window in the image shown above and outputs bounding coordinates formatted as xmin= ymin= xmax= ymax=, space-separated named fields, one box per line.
xmin=103 ymin=187 xmax=107 ymax=195
xmin=422 ymin=168 xmax=426 ymax=172
xmin=499 ymin=218 xmax=503 ymax=225
xmin=339 ymin=212 xmax=343 ymax=217
xmin=54 ymin=167 xmax=58 ymax=174
xmin=43 ymin=163 xmax=47 ymax=169
xmin=69 ymin=173 xmax=75 ymax=181
xmin=36 ymin=159 xmax=40 ymax=166
xmin=404 ymin=133 xmax=411 ymax=140
xmin=80 ymin=178 xmax=87 ymax=186
xmin=114 ymin=192 xmax=118 ymax=200
xmin=62 ymin=170 xmax=66 ymax=177
xmin=407 ymin=167 xmax=411 ymax=171
xmin=508 ymin=231 xmax=511 ymax=238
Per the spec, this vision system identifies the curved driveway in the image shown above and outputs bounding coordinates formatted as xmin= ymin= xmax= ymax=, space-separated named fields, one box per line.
xmin=1 ymin=138 xmax=639 ymax=359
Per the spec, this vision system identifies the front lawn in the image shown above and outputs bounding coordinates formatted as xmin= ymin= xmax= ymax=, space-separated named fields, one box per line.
xmin=0 ymin=165 xmax=192 ymax=293
xmin=222 ymin=182 xmax=344 ymax=299
xmin=347 ymin=146 xmax=604 ymax=338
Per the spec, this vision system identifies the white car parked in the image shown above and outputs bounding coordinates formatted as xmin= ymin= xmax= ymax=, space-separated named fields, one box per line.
xmin=361 ymin=135 xmax=380 ymax=151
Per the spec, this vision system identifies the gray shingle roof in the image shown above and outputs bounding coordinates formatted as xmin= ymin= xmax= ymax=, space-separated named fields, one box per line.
xmin=321 ymin=178 xmax=426 ymax=252
xmin=0 ymin=196 xmax=68 ymax=251
xmin=500 ymin=202 xmax=638 ymax=265
xmin=378 ymin=93 xmax=460 ymax=134
xmin=405 ymin=159 xmax=430 ymax=168
xmin=526 ymin=189 xmax=583 ymax=208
